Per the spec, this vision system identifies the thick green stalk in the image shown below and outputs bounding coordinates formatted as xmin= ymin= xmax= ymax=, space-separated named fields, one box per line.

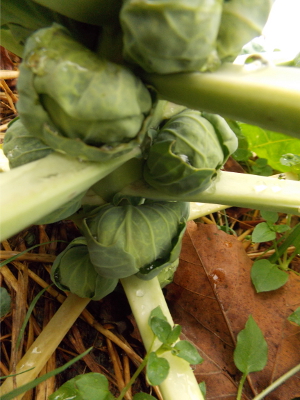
xmin=119 ymin=171 xmax=300 ymax=216
xmin=0 ymin=149 xmax=141 ymax=241
xmin=121 ymin=275 xmax=204 ymax=400
xmin=0 ymin=294 xmax=90 ymax=400
xmin=144 ymin=63 xmax=300 ymax=139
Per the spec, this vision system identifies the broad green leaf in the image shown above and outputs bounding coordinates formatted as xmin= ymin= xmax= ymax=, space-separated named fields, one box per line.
xmin=172 ymin=341 xmax=203 ymax=365
xmin=234 ymin=315 xmax=268 ymax=374
xmin=49 ymin=373 xmax=114 ymax=400
xmin=260 ymin=210 xmax=278 ymax=224
xmin=251 ymin=259 xmax=289 ymax=293
xmin=166 ymin=325 xmax=182 ymax=345
xmin=147 ymin=352 xmax=170 ymax=386
xmin=133 ymin=393 xmax=157 ymax=400
xmin=288 ymin=307 xmax=300 ymax=326
xmin=0 ymin=287 xmax=11 ymax=317
xmin=149 ymin=316 xmax=172 ymax=344
xmin=239 ymin=123 xmax=300 ymax=173
xmin=252 ymin=222 xmax=276 ymax=243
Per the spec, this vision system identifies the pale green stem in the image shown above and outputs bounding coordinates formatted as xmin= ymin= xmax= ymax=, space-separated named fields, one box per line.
xmin=0 ymin=148 xmax=141 ymax=241
xmin=144 ymin=63 xmax=300 ymax=139
xmin=188 ymin=203 xmax=229 ymax=221
xmin=236 ymin=373 xmax=247 ymax=400
xmin=0 ymin=294 xmax=90 ymax=400
xmin=121 ymin=275 xmax=204 ymax=400
xmin=252 ymin=363 xmax=300 ymax=400
xmin=119 ymin=171 xmax=300 ymax=216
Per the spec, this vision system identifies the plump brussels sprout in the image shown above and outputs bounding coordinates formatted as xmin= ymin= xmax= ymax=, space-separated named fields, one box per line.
xmin=120 ymin=0 xmax=273 ymax=74
xmin=217 ymin=0 xmax=274 ymax=61
xmin=17 ymin=23 xmax=152 ymax=162
xmin=3 ymin=118 xmax=53 ymax=168
xmin=120 ymin=0 xmax=222 ymax=74
xmin=143 ymin=110 xmax=238 ymax=195
xmin=51 ymin=237 xmax=118 ymax=300
xmin=80 ymin=201 xmax=189 ymax=280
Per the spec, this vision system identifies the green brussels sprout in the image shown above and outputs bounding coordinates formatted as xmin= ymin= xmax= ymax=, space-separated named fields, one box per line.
xmin=120 ymin=0 xmax=222 ymax=74
xmin=3 ymin=118 xmax=53 ymax=168
xmin=120 ymin=0 xmax=273 ymax=74
xmin=80 ymin=201 xmax=189 ymax=280
xmin=17 ymin=24 xmax=152 ymax=162
xmin=51 ymin=237 xmax=118 ymax=300
xmin=217 ymin=0 xmax=274 ymax=61
xmin=143 ymin=110 xmax=238 ymax=195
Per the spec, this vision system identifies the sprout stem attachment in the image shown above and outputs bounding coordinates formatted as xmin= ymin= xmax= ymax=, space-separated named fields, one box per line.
xmin=145 ymin=63 xmax=300 ymax=139
xmin=120 ymin=171 xmax=300 ymax=216
xmin=0 ymin=148 xmax=141 ymax=241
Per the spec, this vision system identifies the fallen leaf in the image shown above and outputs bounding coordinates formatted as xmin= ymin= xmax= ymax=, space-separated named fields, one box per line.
xmin=165 ymin=222 xmax=300 ymax=400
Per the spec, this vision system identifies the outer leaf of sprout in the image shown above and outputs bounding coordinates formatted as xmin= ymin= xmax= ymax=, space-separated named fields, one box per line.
xmin=3 ymin=118 xmax=53 ymax=168
xmin=217 ymin=0 xmax=274 ymax=61
xmin=51 ymin=238 xmax=118 ymax=300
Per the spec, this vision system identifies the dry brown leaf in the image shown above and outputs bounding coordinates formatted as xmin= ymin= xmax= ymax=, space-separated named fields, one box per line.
xmin=165 ymin=221 xmax=300 ymax=400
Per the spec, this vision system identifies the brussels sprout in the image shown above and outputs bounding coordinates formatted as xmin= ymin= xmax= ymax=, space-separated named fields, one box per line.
xmin=17 ymin=24 xmax=152 ymax=162
xmin=120 ymin=0 xmax=222 ymax=74
xmin=80 ymin=201 xmax=189 ymax=280
xmin=120 ymin=0 xmax=273 ymax=74
xmin=3 ymin=118 xmax=53 ymax=168
xmin=143 ymin=109 xmax=238 ymax=195
xmin=217 ymin=0 xmax=274 ymax=61
xmin=51 ymin=237 xmax=118 ymax=300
